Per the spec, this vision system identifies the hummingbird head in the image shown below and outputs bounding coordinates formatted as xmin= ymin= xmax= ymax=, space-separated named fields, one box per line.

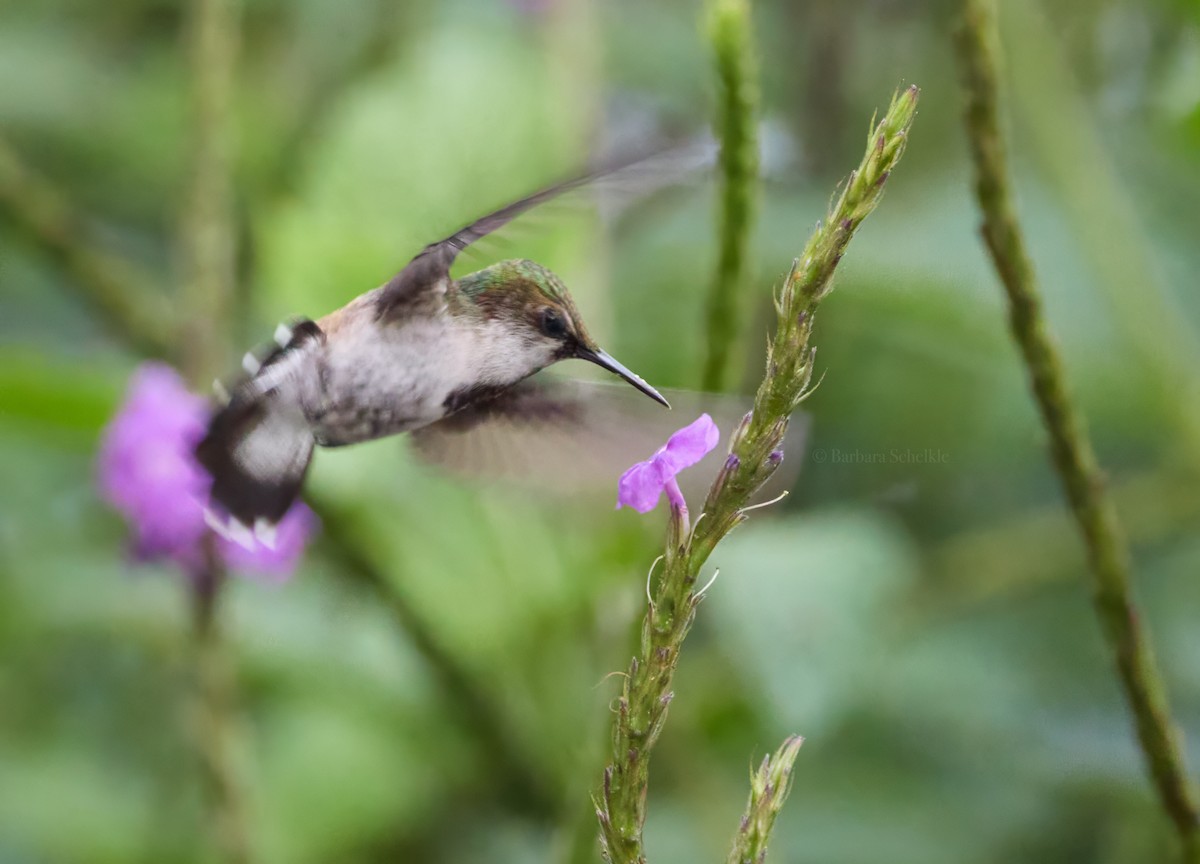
xmin=457 ymin=259 xmax=669 ymax=407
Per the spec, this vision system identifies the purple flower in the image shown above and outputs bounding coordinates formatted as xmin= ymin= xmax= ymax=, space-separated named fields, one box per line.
xmin=98 ymin=364 xmax=212 ymax=565
xmin=98 ymin=362 xmax=315 ymax=580
xmin=617 ymin=414 xmax=720 ymax=514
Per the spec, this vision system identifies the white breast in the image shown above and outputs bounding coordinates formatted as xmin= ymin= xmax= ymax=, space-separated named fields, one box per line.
xmin=312 ymin=304 xmax=553 ymax=445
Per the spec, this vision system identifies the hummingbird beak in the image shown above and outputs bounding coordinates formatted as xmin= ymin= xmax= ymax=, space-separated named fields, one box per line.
xmin=576 ymin=346 xmax=671 ymax=408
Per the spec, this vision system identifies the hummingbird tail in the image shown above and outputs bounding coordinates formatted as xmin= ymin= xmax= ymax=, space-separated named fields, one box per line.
xmin=196 ymin=393 xmax=315 ymax=530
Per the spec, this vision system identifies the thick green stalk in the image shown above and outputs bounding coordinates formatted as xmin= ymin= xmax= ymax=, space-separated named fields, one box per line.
xmin=954 ymin=2 xmax=1200 ymax=860
xmin=700 ymin=0 xmax=759 ymax=392
xmin=595 ymin=86 xmax=918 ymax=864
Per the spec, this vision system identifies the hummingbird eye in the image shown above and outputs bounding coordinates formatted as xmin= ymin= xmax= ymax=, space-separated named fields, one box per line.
xmin=539 ymin=307 xmax=568 ymax=339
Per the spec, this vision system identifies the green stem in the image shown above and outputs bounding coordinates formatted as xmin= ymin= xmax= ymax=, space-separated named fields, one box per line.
xmin=954 ymin=2 xmax=1200 ymax=860
xmin=999 ymin=0 xmax=1200 ymax=465
xmin=595 ymin=86 xmax=918 ymax=864
xmin=181 ymin=0 xmax=238 ymax=382
xmin=189 ymin=550 xmax=252 ymax=864
xmin=179 ymin=0 xmax=250 ymax=860
xmin=701 ymin=0 xmax=759 ymax=392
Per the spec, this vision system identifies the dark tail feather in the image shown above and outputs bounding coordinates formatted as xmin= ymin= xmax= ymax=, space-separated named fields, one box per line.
xmin=195 ymin=395 xmax=314 ymax=533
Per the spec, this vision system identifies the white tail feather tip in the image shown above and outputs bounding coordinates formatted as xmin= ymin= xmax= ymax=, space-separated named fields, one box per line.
xmin=204 ymin=508 xmax=258 ymax=551
xmin=253 ymin=518 xmax=278 ymax=550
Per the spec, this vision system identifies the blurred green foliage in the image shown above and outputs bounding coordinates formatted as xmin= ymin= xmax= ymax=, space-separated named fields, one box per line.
xmin=2 ymin=0 xmax=1200 ymax=862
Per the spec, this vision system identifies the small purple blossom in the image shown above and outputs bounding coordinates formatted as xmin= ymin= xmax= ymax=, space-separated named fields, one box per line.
xmin=98 ymin=362 xmax=315 ymax=580
xmin=616 ymin=414 xmax=720 ymax=514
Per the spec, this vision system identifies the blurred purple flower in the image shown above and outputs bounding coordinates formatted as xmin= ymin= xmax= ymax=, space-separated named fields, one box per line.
xmin=98 ymin=363 xmax=211 ymax=565
xmin=98 ymin=362 xmax=314 ymax=580
xmin=617 ymin=414 xmax=720 ymax=514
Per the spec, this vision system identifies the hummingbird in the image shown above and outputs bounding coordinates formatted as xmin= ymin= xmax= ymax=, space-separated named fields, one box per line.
xmin=196 ymin=162 xmax=670 ymax=546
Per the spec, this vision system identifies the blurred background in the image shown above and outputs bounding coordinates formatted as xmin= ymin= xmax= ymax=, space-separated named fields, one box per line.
xmin=3 ymin=0 xmax=1200 ymax=862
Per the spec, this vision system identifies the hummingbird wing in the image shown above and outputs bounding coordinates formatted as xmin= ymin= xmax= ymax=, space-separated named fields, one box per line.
xmin=373 ymin=147 xmax=703 ymax=320
xmin=408 ymin=375 xmax=808 ymax=506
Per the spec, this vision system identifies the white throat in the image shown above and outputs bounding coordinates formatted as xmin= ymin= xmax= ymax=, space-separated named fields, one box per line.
xmin=461 ymin=319 xmax=555 ymax=388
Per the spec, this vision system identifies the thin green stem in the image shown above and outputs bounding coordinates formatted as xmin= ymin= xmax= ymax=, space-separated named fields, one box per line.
xmin=954 ymin=2 xmax=1200 ymax=860
xmin=181 ymin=0 xmax=238 ymax=382
xmin=999 ymin=0 xmax=1200 ymax=466
xmin=189 ymin=551 xmax=252 ymax=864
xmin=595 ymin=86 xmax=918 ymax=864
xmin=701 ymin=0 xmax=759 ymax=392
xmin=178 ymin=0 xmax=251 ymax=861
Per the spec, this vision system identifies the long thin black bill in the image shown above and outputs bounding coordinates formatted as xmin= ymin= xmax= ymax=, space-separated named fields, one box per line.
xmin=576 ymin=347 xmax=671 ymax=408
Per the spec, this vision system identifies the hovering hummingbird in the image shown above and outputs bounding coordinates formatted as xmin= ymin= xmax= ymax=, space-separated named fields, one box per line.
xmin=197 ymin=162 xmax=671 ymax=546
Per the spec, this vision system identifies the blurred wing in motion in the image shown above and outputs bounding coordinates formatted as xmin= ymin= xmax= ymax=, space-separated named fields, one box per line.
xmin=410 ymin=375 xmax=808 ymax=506
xmin=374 ymin=143 xmax=712 ymax=321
